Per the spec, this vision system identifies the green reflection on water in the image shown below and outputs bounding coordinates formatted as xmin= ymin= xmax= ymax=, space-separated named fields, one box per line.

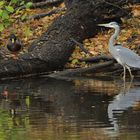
xmin=0 ymin=109 xmax=28 ymax=140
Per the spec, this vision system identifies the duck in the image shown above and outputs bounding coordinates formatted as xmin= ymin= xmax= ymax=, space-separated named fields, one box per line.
xmin=6 ymin=34 xmax=23 ymax=58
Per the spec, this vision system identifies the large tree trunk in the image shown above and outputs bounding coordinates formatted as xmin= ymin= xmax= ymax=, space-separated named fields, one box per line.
xmin=0 ymin=0 xmax=139 ymax=79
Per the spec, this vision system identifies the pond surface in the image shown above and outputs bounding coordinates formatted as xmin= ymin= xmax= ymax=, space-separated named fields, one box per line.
xmin=0 ymin=76 xmax=140 ymax=140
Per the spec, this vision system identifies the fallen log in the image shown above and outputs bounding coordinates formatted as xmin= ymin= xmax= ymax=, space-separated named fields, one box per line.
xmin=48 ymin=61 xmax=140 ymax=79
xmin=48 ymin=60 xmax=114 ymax=78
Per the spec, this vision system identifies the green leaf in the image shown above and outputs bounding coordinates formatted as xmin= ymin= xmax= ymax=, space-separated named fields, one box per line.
xmin=0 ymin=1 xmax=4 ymax=8
xmin=21 ymin=12 xmax=27 ymax=20
xmin=0 ymin=24 xmax=4 ymax=32
xmin=0 ymin=10 xmax=3 ymax=17
xmin=24 ymin=26 xmax=31 ymax=37
xmin=20 ymin=1 xmax=25 ymax=6
xmin=5 ymin=6 xmax=14 ymax=13
xmin=72 ymin=59 xmax=79 ymax=64
xmin=3 ymin=20 xmax=11 ymax=27
xmin=11 ymin=0 xmax=18 ymax=4
xmin=15 ymin=8 xmax=20 ymax=14
xmin=25 ymin=2 xmax=33 ymax=9
xmin=2 ymin=10 xmax=9 ymax=20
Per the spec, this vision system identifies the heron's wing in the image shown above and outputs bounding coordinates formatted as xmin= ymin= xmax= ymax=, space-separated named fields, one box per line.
xmin=115 ymin=45 xmax=140 ymax=68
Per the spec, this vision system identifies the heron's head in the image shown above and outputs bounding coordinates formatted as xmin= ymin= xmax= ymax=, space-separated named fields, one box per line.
xmin=98 ymin=22 xmax=119 ymax=29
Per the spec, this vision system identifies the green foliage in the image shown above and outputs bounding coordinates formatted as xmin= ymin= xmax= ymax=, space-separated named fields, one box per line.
xmin=72 ymin=59 xmax=79 ymax=65
xmin=5 ymin=5 xmax=14 ymax=13
xmin=25 ymin=2 xmax=33 ymax=9
xmin=23 ymin=26 xmax=32 ymax=37
xmin=0 ymin=0 xmax=33 ymax=32
xmin=0 ymin=23 xmax=4 ymax=31
xmin=0 ymin=108 xmax=30 ymax=140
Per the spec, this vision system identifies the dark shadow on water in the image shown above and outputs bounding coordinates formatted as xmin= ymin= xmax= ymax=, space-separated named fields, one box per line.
xmin=0 ymin=76 xmax=139 ymax=140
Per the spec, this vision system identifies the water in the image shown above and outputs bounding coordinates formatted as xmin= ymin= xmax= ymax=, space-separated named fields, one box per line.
xmin=0 ymin=76 xmax=140 ymax=140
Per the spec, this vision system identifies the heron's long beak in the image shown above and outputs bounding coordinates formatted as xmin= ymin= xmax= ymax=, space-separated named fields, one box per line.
xmin=98 ymin=23 xmax=109 ymax=27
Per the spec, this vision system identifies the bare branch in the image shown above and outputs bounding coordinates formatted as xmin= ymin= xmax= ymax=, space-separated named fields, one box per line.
xmin=79 ymin=55 xmax=114 ymax=63
xmin=26 ymin=7 xmax=66 ymax=20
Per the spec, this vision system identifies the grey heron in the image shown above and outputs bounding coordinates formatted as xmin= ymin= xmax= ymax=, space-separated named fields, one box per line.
xmin=98 ymin=22 xmax=140 ymax=80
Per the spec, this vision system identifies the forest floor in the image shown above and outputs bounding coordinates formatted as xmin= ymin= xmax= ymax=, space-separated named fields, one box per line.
xmin=0 ymin=3 xmax=140 ymax=68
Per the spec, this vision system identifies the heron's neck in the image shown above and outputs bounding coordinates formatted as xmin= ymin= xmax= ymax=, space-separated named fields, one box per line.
xmin=109 ymin=26 xmax=120 ymax=48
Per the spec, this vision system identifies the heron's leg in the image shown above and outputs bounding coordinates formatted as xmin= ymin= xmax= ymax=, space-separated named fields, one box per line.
xmin=126 ymin=65 xmax=134 ymax=79
xmin=123 ymin=66 xmax=126 ymax=82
